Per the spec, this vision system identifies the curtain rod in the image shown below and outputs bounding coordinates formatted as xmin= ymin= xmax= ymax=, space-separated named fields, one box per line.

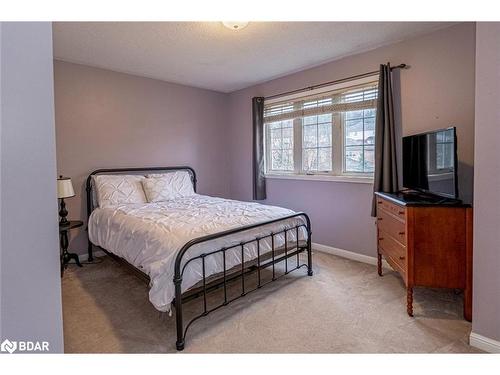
xmin=264 ymin=63 xmax=407 ymax=101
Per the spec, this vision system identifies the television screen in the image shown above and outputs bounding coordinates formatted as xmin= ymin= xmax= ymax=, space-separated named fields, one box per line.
xmin=402 ymin=127 xmax=458 ymax=198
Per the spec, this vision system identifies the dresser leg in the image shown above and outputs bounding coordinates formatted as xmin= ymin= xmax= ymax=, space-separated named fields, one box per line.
xmin=407 ymin=287 xmax=414 ymax=317
xmin=377 ymin=252 xmax=383 ymax=276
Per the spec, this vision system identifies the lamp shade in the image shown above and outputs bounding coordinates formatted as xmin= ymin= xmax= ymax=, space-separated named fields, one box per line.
xmin=57 ymin=176 xmax=75 ymax=199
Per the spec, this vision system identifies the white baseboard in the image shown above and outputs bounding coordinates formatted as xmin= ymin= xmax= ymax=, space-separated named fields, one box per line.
xmin=469 ymin=332 xmax=500 ymax=353
xmin=312 ymin=242 xmax=391 ymax=269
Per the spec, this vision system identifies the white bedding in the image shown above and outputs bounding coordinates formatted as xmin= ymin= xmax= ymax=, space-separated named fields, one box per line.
xmin=88 ymin=194 xmax=308 ymax=312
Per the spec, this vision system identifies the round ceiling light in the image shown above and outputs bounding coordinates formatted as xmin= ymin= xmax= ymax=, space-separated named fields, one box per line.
xmin=222 ymin=22 xmax=249 ymax=31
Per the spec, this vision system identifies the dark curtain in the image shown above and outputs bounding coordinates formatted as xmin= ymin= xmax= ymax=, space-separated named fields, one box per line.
xmin=252 ymin=97 xmax=266 ymax=200
xmin=371 ymin=64 xmax=399 ymax=216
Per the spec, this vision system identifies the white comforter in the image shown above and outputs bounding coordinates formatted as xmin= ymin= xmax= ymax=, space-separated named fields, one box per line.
xmin=88 ymin=194 xmax=307 ymax=312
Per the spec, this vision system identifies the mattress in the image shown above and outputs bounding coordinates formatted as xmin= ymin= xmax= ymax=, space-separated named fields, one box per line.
xmin=88 ymin=194 xmax=308 ymax=312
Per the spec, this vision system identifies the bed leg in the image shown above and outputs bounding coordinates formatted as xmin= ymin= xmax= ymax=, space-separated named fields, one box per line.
xmin=307 ymin=235 xmax=313 ymax=276
xmin=174 ymin=276 xmax=185 ymax=351
xmin=87 ymin=239 xmax=94 ymax=262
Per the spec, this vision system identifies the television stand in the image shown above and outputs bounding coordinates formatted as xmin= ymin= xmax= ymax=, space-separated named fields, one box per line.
xmin=374 ymin=191 xmax=472 ymax=321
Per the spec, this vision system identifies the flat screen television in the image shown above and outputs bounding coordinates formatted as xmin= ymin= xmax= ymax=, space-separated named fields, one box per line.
xmin=402 ymin=127 xmax=458 ymax=199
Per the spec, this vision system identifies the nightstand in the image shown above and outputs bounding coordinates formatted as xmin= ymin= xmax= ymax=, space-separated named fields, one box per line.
xmin=59 ymin=220 xmax=83 ymax=276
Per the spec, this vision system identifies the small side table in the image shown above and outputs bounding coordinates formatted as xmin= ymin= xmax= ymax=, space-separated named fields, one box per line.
xmin=60 ymin=220 xmax=83 ymax=276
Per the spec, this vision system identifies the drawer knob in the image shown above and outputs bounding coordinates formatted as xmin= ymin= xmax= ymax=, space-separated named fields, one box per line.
xmin=377 ymin=201 xmax=383 ymax=204
xmin=399 ymin=231 xmax=405 ymax=235
xmin=379 ymin=237 xmax=384 ymax=241
xmin=377 ymin=217 xmax=383 ymax=221
xmin=398 ymin=211 xmax=405 ymax=215
xmin=399 ymin=256 xmax=405 ymax=260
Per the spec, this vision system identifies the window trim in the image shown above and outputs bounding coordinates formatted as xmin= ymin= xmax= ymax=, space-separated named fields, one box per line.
xmin=264 ymin=173 xmax=374 ymax=184
xmin=264 ymin=76 xmax=378 ymax=180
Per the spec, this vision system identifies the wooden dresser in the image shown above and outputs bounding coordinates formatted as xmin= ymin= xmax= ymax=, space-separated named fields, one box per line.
xmin=375 ymin=191 xmax=472 ymax=321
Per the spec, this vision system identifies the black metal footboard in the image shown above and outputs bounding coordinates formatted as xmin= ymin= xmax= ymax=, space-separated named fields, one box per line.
xmin=173 ymin=212 xmax=312 ymax=351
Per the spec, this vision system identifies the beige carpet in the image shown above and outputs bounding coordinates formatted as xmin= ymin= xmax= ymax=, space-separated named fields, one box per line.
xmin=62 ymin=250 xmax=480 ymax=353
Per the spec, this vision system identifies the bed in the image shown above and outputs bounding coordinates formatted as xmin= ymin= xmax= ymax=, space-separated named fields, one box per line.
xmin=86 ymin=166 xmax=312 ymax=350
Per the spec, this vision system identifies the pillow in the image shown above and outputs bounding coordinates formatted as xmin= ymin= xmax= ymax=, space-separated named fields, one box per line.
xmin=142 ymin=171 xmax=195 ymax=202
xmin=93 ymin=174 xmax=147 ymax=208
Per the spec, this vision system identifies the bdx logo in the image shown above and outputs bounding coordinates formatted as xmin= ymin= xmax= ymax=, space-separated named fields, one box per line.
xmin=1 ymin=339 xmax=17 ymax=354
xmin=1 ymin=339 xmax=49 ymax=353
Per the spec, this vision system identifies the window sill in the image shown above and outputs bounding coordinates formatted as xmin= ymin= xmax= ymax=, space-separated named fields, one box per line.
xmin=264 ymin=173 xmax=374 ymax=184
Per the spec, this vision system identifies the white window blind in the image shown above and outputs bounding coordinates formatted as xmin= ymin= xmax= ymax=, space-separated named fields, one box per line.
xmin=264 ymin=78 xmax=378 ymax=177
xmin=264 ymin=83 xmax=378 ymax=123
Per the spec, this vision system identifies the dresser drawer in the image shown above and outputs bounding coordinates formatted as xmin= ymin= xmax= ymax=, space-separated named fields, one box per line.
xmin=378 ymin=229 xmax=407 ymax=273
xmin=377 ymin=209 xmax=406 ymax=246
xmin=376 ymin=198 xmax=406 ymax=222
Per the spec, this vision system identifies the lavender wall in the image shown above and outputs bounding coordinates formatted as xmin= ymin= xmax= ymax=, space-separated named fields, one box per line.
xmin=472 ymin=23 xmax=500 ymax=344
xmin=1 ymin=22 xmax=63 ymax=352
xmin=54 ymin=61 xmax=230 ymax=255
xmin=228 ymin=23 xmax=476 ymax=257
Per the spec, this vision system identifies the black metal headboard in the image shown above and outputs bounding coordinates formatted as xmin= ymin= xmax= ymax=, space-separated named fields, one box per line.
xmin=86 ymin=166 xmax=196 ymax=262
xmin=85 ymin=166 xmax=197 ymax=221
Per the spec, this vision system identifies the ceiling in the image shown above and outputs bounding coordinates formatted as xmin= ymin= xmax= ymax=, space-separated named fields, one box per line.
xmin=52 ymin=22 xmax=454 ymax=93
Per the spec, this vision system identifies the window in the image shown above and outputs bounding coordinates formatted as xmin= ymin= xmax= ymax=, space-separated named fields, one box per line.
xmin=343 ymin=108 xmax=376 ymax=173
xmin=264 ymin=77 xmax=378 ymax=179
xmin=268 ymin=120 xmax=294 ymax=171
xmin=303 ymin=113 xmax=332 ymax=172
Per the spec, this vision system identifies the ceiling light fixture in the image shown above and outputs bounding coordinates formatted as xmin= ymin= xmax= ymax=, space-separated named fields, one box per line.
xmin=222 ymin=22 xmax=249 ymax=31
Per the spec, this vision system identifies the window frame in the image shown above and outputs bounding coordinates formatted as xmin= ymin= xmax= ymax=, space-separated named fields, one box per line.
xmin=300 ymin=112 xmax=335 ymax=175
xmin=265 ymin=119 xmax=295 ymax=173
xmin=341 ymin=108 xmax=377 ymax=175
xmin=263 ymin=76 xmax=378 ymax=181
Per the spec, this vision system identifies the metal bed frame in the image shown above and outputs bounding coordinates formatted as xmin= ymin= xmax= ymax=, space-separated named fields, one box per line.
xmin=86 ymin=166 xmax=313 ymax=351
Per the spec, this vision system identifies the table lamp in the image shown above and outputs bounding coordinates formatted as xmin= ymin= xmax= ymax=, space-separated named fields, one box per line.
xmin=57 ymin=176 xmax=75 ymax=226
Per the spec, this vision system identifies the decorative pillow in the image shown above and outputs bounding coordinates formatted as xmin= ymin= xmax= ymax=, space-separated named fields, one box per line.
xmin=93 ymin=174 xmax=147 ymax=208
xmin=142 ymin=171 xmax=195 ymax=202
